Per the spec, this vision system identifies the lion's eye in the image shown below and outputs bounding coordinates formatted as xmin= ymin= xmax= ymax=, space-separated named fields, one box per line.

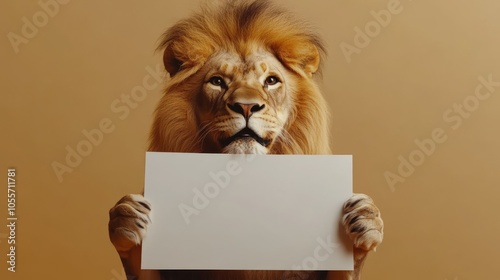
xmin=209 ymin=76 xmax=225 ymax=87
xmin=264 ymin=76 xmax=280 ymax=86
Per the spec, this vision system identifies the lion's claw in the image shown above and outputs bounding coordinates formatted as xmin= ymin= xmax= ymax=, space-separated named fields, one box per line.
xmin=342 ymin=194 xmax=384 ymax=252
xmin=108 ymin=194 xmax=151 ymax=257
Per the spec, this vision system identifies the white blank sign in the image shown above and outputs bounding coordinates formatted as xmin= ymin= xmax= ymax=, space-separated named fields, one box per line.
xmin=142 ymin=152 xmax=353 ymax=271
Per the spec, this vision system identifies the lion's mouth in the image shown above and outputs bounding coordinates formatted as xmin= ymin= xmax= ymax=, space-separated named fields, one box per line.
xmin=220 ymin=127 xmax=271 ymax=147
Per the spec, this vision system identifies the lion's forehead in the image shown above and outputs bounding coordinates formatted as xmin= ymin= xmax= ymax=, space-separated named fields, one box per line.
xmin=210 ymin=50 xmax=283 ymax=81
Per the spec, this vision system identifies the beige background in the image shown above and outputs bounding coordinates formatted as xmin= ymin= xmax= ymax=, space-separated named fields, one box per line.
xmin=1 ymin=0 xmax=499 ymax=279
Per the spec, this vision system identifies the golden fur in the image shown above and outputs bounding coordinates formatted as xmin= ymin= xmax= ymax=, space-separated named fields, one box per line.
xmin=149 ymin=0 xmax=331 ymax=155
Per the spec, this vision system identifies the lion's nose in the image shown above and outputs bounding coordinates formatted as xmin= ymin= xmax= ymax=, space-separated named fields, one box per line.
xmin=227 ymin=102 xmax=265 ymax=120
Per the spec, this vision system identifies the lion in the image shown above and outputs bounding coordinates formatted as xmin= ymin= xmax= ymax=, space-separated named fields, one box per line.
xmin=108 ymin=1 xmax=384 ymax=279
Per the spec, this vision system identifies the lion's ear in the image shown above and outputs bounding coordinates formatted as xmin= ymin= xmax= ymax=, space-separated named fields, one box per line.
xmin=162 ymin=44 xmax=183 ymax=77
xmin=301 ymin=42 xmax=321 ymax=75
xmin=275 ymin=39 xmax=322 ymax=77
xmin=161 ymin=38 xmax=212 ymax=78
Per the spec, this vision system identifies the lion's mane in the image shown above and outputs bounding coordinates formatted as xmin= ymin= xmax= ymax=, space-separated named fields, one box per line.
xmin=149 ymin=0 xmax=331 ymax=155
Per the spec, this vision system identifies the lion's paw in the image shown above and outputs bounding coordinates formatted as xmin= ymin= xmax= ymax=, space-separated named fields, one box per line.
xmin=342 ymin=194 xmax=383 ymax=252
xmin=108 ymin=194 xmax=151 ymax=257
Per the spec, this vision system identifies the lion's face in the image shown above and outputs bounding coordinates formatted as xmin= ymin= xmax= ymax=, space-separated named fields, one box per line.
xmin=149 ymin=0 xmax=332 ymax=155
xmin=197 ymin=50 xmax=294 ymax=154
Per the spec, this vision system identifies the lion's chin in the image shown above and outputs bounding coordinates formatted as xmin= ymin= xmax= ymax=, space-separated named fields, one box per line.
xmin=222 ymin=138 xmax=268 ymax=154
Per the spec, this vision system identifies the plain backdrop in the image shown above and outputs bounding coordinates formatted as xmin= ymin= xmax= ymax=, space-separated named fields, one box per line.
xmin=1 ymin=0 xmax=499 ymax=279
